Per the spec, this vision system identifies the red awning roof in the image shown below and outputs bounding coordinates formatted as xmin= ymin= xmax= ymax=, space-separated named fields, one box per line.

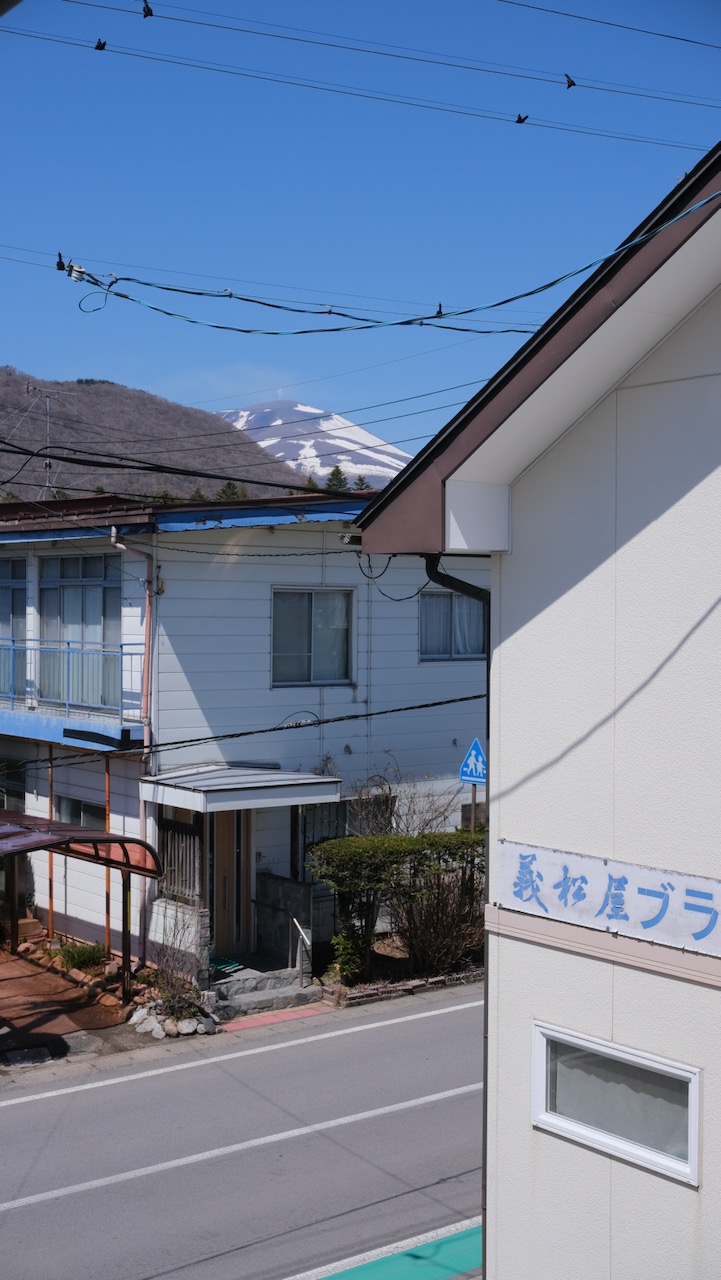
xmin=0 ymin=809 xmax=162 ymax=878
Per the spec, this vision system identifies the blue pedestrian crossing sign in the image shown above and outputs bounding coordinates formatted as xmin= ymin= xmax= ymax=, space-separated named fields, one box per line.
xmin=459 ymin=738 xmax=487 ymax=785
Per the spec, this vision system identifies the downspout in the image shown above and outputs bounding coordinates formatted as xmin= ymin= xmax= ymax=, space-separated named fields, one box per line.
xmin=112 ymin=527 xmax=155 ymax=963
xmin=423 ymin=552 xmax=491 ymax=1280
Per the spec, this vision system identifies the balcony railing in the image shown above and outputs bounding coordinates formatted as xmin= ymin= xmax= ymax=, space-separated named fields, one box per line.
xmin=0 ymin=640 xmax=144 ymax=722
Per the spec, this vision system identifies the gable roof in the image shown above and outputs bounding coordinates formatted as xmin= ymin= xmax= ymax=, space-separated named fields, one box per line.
xmin=359 ymin=141 xmax=721 ymax=555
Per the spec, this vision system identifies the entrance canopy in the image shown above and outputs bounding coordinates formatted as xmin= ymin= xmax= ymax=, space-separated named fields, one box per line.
xmin=140 ymin=764 xmax=341 ymax=813
xmin=0 ymin=809 xmax=162 ymax=878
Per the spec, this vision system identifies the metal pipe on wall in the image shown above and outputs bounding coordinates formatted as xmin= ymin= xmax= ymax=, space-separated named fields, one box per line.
xmin=423 ymin=553 xmax=490 ymax=1280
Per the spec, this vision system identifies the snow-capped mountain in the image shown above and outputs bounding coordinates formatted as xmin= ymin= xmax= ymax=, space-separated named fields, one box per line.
xmin=217 ymin=400 xmax=411 ymax=487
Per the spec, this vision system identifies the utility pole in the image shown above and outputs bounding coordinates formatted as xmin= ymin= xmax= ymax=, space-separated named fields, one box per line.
xmin=25 ymin=384 xmax=78 ymax=499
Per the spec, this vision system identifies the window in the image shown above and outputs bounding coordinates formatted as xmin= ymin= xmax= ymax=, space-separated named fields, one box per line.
xmin=39 ymin=554 xmax=121 ymax=708
xmin=272 ymin=590 xmax=351 ymax=685
xmin=0 ymin=559 xmax=26 ymax=697
xmin=420 ymin=591 xmax=485 ymax=660
xmin=0 ymin=759 xmax=26 ymax=813
xmin=532 ymin=1023 xmax=699 ymax=1185
xmin=54 ymin=796 xmax=107 ymax=829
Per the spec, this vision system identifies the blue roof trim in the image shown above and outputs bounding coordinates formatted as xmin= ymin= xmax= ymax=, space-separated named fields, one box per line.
xmin=0 ymin=709 xmax=143 ymax=751
xmin=0 ymin=525 xmax=152 ymax=545
xmin=155 ymin=499 xmax=367 ymax=533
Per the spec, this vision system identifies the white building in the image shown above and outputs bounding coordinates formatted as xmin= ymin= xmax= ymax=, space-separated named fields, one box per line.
xmin=359 ymin=142 xmax=721 ymax=1279
xmin=0 ymin=492 xmax=488 ymax=979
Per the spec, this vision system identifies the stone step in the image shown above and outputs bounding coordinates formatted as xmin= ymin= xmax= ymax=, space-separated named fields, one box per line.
xmin=219 ymin=985 xmax=322 ymax=1017
xmin=213 ymin=966 xmax=301 ymax=998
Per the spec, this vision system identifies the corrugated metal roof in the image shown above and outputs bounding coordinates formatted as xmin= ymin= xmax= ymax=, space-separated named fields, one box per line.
xmin=140 ymin=764 xmax=341 ymax=813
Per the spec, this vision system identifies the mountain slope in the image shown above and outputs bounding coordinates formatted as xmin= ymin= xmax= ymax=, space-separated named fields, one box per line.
xmin=0 ymin=368 xmax=300 ymax=501
xmin=218 ymin=400 xmax=411 ymax=486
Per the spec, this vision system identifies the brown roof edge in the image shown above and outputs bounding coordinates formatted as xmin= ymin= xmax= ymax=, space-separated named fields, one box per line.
xmin=359 ymin=139 xmax=721 ymax=549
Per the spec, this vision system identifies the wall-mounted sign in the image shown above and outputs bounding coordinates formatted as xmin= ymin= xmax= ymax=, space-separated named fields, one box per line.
xmin=498 ymin=840 xmax=721 ymax=958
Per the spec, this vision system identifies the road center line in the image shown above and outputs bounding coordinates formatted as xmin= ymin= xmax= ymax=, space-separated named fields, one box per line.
xmin=0 ymin=998 xmax=483 ymax=1110
xmin=0 ymin=1083 xmax=483 ymax=1214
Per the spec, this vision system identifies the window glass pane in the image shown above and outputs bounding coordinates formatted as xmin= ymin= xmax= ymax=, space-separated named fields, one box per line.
xmin=11 ymin=559 xmax=26 ymax=582
xmin=103 ymin=587 xmax=121 ymax=644
xmin=40 ymin=557 xmax=59 ymax=581
xmin=453 ymin=595 xmax=484 ymax=657
xmin=105 ymin=554 xmax=122 ymax=582
xmin=61 ymin=585 xmax=83 ymax=641
xmin=548 ymin=1039 xmax=689 ymax=1160
xmin=82 ymin=556 xmax=104 ymax=579
xmin=39 ymin=587 xmax=60 ymax=641
xmin=312 ymin=592 xmax=349 ymax=681
xmin=11 ymin=589 xmax=26 ymax=641
xmin=81 ymin=802 xmax=106 ymax=829
xmin=420 ymin=594 xmax=451 ymax=657
xmin=60 ymin=557 xmax=81 ymax=580
xmin=273 ymin=592 xmax=311 ymax=683
xmin=0 ymin=589 xmax=12 ymax=640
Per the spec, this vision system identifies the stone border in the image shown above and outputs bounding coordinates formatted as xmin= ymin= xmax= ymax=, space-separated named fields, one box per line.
xmin=322 ymin=967 xmax=484 ymax=1007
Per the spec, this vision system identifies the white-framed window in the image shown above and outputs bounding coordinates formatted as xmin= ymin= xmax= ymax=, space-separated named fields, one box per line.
xmin=532 ymin=1022 xmax=700 ymax=1185
xmin=38 ymin=553 xmax=121 ymax=708
xmin=272 ymin=589 xmax=352 ymax=686
xmin=419 ymin=591 xmax=485 ymax=661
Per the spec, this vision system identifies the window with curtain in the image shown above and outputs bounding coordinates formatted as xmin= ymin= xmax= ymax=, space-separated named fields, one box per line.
xmin=38 ymin=553 xmax=121 ymax=708
xmin=532 ymin=1023 xmax=699 ymax=1184
xmin=0 ymin=558 xmax=26 ymax=697
xmin=272 ymin=590 xmax=351 ymax=685
xmin=420 ymin=591 xmax=485 ymax=660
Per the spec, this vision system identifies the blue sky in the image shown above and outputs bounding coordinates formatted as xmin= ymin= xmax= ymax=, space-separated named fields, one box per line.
xmin=1 ymin=0 xmax=719 ymax=457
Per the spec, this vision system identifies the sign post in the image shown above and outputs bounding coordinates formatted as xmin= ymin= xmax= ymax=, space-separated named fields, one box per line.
xmin=459 ymin=738 xmax=487 ymax=834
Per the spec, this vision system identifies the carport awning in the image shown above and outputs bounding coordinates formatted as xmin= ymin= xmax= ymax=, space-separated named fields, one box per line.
xmin=0 ymin=809 xmax=162 ymax=877
xmin=139 ymin=764 xmax=341 ymax=813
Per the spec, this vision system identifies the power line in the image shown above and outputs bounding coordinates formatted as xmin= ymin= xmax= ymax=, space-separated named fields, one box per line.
xmin=0 ymin=241 xmax=550 ymax=318
xmin=0 ymin=26 xmax=707 ymax=152
xmin=55 ymin=185 xmax=721 ymax=342
xmin=0 ymin=692 xmax=486 ymax=781
xmin=2 ymin=382 xmax=482 ymax=469
xmin=64 ymin=0 xmax=721 ymax=113
xmin=497 ymin=1 xmax=721 ymax=54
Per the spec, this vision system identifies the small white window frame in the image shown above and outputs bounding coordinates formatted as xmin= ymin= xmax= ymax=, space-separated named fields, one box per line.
xmin=532 ymin=1022 xmax=700 ymax=1186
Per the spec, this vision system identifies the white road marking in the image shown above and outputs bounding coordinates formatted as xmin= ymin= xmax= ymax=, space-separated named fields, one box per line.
xmin=0 ymin=997 xmax=483 ymax=1110
xmin=0 ymin=1083 xmax=483 ymax=1214
xmin=278 ymin=1215 xmax=483 ymax=1280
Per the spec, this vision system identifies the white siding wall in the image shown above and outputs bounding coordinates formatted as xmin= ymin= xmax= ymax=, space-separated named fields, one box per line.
xmin=487 ymin=288 xmax=721 ymax=1276
xmin=153 ymin=525 xmax=488 ymax=808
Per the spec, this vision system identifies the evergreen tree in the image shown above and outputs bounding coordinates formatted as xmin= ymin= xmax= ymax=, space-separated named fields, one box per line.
xmin=353 ymin=474 xmax=371 ymax=491
xmin=325 ymin=465 xmax=350 ymax=493
xmin=189 ymin=487 xmax=208 ymax=502
xmin=304 ymin=472 xmax=320 ymax=490
xmin=215 ymin=480 xmax=248 ymax=501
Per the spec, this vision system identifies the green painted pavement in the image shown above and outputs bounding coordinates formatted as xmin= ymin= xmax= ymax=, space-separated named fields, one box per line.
xmin=334 ymin=1226 xmax=482 ymax=1279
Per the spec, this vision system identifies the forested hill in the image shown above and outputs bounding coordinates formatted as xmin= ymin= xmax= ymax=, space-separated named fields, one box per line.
xmin=0 ymin=367 xmax=301 ymax=502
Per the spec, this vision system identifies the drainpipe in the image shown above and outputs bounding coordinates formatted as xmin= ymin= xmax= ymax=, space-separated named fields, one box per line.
xmin=112 ymin=528 xmax=155 ymax=963
xmin=423 ymin=552 xmax=491 ymax=1280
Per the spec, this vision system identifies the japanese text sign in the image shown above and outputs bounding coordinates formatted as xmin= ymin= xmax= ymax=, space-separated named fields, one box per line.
xmin=498 ymin=840 xmax=721 ymax=958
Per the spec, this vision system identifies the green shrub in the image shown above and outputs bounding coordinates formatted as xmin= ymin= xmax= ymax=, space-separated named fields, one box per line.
xmin=59 ymin=940 xmax=107 ymax=970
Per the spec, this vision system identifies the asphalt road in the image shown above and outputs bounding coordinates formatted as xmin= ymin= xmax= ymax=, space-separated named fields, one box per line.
xmin=0 ymin=988 xmax=483 ymax=1280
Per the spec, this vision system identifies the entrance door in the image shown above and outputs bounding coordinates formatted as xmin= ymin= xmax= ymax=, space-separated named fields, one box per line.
xmin=213 ymin=811 xmax=237 ymax=958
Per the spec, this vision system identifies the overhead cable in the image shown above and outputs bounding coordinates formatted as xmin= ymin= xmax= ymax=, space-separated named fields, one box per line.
xmin=0 ymin=26 xmax=706 ymax=152
xmin=56 ymin=186 xmax=721 ymax=339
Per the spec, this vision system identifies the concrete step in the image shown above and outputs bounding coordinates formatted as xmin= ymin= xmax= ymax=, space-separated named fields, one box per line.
xmin=212 ymin=966 xmax=301 ymax=998
xmin=18 ymin=918 xmax=45 ymax=941
xmin=219 ymin=985 xmax=322 ymax=1017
